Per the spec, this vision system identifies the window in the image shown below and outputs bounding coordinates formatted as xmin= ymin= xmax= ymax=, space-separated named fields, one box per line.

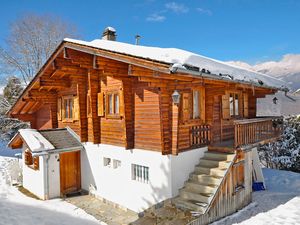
xmin=107 ymin=92 xmax=120 ymax=115
xmin=229 ymin=93 xmax=239 ymax=117
xmin=193 ymin=90 xmax=200 ymax=119
xmin=182 ymin=88 xmax=205 ymax=122
xmin=132 ymin=164 xmax=149 ymax=183
xmin=103 ymin=157 xmax=111 ymax=167
xmin=61 ymin=96 xmax=79 ymax=121
xmin=64 ymin=97 xmax=73 ymax=120
xmin=24 ymin=150 xmax=39 ymax=170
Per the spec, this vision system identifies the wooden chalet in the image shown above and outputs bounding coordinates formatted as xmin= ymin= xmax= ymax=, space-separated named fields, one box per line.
xmin=8 ymin=27 xmax=284 ymax=224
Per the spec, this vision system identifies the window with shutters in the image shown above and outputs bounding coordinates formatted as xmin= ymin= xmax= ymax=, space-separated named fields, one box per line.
xmin=222 ymin=92 xmax=240 ymax=119
xmin=182 ymin=88 xmax=205 ymax=122
xmin=24 ymin=150 xmax=39 ymax=170
xmin=61 ymin=96 xmax=79 ymax=122
xmin=105 ymin=89 xmax=124 ymax=119
xmin=132 ymin=164 xmax=149 ymax=183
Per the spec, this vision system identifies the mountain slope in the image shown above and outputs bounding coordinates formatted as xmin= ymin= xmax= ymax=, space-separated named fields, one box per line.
xmin=227 ymin=54 xmax=300 ymax=91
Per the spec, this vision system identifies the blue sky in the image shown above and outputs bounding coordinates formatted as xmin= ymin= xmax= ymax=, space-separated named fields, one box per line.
xmin=0 ymin=0 xmax=299 ymax=64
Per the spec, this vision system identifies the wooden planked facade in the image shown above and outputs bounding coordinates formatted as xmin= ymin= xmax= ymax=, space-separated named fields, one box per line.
xmin=8 ymin=41 xmax=281 ymax=155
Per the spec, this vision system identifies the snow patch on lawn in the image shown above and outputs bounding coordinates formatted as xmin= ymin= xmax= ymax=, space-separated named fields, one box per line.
xmin=0 ymin=155 xmax=105 ymax=225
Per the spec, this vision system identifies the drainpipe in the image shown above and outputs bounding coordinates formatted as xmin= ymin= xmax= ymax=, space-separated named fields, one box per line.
xmin=44 ymin=154 xmax=50 ymax=200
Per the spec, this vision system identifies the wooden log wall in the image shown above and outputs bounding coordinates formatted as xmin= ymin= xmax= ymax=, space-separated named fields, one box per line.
xmin=133 ymin=81 xmax=163 ymax=151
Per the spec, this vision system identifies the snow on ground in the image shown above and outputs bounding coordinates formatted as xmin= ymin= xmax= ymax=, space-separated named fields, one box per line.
xmin=0 ymin=151 xmax=105 ymax=225
xmin=213 ymin=168 xmax=300 ymax=225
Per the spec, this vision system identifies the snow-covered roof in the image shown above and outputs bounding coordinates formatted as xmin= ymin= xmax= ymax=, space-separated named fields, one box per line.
xmin=19 ymin=129 xmax=55 ymax=152
xmin=8 ymin=128 xmax=83 ymax=153
xmin=64 ymin=38 xmax=285 ymax=89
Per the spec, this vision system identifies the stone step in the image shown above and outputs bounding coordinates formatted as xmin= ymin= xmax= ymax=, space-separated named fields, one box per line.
xmin=204 ymin=152 xmax=235 ymax=161
xmin=195 ymin=166 xmax=227 ymax=177
xmin=199 ymin=158 xmax=231 ymax=169
xmin=190 ymin=174 xmax=222 ymax=185
xmin=180 ymin=190 xmax=213 ymax=203
xmin=184 ymin=181 xmax=217 ymax=194
xmin=172 ymin=197 xmax=206 ymax=213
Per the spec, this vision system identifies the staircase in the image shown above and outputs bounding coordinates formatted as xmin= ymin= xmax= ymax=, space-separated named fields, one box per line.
xmin=172 ymin=151 xmax=236 ymax=214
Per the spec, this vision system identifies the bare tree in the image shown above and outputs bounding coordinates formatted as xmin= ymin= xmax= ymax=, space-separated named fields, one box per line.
xmin=0 ymin=13 xmax=77 ymax=84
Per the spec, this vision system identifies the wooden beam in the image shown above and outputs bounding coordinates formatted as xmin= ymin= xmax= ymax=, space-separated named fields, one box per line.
xmin=39 ymin=78 xmax=71 ymax=89
xmin=20 ymin=101 xmax=36 ymax=115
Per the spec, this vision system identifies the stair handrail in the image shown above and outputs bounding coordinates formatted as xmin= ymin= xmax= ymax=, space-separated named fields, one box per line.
xmin=203 ymin=152 xmax=238 ymax=214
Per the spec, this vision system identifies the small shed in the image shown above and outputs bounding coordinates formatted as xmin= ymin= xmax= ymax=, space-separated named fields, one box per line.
xmin=8 ymin=127 xmax=83 ymax=199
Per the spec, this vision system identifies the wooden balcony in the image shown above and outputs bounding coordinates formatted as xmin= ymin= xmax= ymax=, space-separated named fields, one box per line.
xmin=179 ymin=117 xmax=283 ymax=153
xmin=234 ymin=117 xmax=283 ymax=149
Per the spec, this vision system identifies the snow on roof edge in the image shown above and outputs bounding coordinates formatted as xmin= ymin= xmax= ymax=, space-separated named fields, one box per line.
xmin=63 ymin=38 xmax=286 ymax=89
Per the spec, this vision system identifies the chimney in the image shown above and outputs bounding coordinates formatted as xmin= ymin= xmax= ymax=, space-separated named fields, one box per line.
xmin=102 ymin=27 xmax=116 ymax=41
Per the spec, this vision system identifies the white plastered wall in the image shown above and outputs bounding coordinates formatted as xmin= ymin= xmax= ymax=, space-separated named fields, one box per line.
xmin=81 ymin=142 xmax=207 ymax=212
xmin=48 ymin=153 xmax=60 ymax=198
xmin=22 ymin=147 xmax=45 ymax=199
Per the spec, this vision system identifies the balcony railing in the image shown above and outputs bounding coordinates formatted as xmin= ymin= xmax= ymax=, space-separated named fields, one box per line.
xmin=190 ymin=124 xmax=212 ymax=148
xmin=234 ymin=117 xmax=283 ymax=148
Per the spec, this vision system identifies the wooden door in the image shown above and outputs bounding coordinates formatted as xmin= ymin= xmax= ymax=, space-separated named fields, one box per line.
xmin=60 ymin=151 xmax=81 ymax=195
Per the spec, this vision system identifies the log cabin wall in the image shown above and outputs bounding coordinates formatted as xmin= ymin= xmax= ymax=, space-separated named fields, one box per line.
xmin=99 ymin=76 xmax=125 ymax=147
xmin=133 ymin=80 xmax=163 ymax=151
xmin=32 ymin=104 xmax=52 ymax=130
xmin=57 ymin=79 xmax=80 ymax=135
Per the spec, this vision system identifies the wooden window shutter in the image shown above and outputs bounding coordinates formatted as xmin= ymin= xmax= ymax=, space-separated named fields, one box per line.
xmin=57 ymin=98 xmax=62 ymax=121
xmin=73 ymin=96 xmax=80 ymax=120
xmin=243 ymin=93 xmax=249 ymax=118
xmin=119 ymin=89 xmax=125 ymax=117
xmin=33 ymin=157 xmax=39 ymax=170
xmin=25 ymin=151 xmax=33 ymax=165
xmin=182 ymin=92 xmax=191 ymax=121
xmin=200 ymin=87 xmax=205 ymax=121
xmin=222 ymin=93 xmax=230 ymax=119
xmin=97 ymin=92 xmax=104 ymax=116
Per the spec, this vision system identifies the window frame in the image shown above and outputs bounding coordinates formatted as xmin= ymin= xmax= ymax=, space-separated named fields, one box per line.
xmin=106 ymin=91 xmax=121 ymax=119
xmin=229 ymin=92 xmax=240 ymax=118
xmin=62 ymin=95 xmax=74 ymax=122
xmin=132 ymin=164 xmax=149 ymax=184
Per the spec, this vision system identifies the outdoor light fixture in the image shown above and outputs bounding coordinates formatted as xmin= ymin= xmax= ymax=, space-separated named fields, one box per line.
xmin=172 ymin=90 xmax=180 ymax=105
xmin=273 ymin=97 xmax=278 ymax=104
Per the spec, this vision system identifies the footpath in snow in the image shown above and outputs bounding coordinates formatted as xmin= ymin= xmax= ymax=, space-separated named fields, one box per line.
xmin=0 ymin=153 xmax=105 ymax=225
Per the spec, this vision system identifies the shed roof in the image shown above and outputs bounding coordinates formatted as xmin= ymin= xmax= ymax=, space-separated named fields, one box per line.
xmin=8 ymin=127 xmax=83 ymax=154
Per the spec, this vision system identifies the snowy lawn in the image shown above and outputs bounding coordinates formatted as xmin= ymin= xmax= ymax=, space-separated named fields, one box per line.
xmin=213 ymin=168 xmax=300 ymax=225
xmin=0 ymin=154 xmax=105 ymax=225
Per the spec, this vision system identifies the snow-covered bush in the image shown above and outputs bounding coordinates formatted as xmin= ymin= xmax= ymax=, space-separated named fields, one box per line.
xmin=5 ymin=159 xmax=22 ymax=185
xmin=258 ymin=116 xmax=300 ymax=172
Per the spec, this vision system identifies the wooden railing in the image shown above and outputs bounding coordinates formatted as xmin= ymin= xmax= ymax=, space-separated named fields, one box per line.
xmin=190 ymin=124 xmax=211 ymax=148
xmin=234 ymin=117 xmax=283 ymax=148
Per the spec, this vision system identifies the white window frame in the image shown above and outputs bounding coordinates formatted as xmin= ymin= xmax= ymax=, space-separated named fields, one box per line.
xmin=132 ymin=164 xmax=149 ymax=183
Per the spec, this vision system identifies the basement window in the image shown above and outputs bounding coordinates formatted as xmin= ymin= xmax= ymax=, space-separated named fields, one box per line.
xmin=132 ymin=164 xmax=149 ymax=183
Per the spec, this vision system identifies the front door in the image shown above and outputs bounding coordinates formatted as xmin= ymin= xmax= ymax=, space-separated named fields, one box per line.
xmin=60 ymin=151 xmax=81 ymax=195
